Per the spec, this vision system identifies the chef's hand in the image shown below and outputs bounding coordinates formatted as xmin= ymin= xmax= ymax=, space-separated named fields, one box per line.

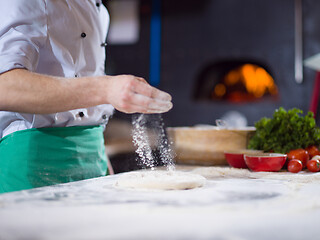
xmin=105 ymin=75 xmax=173 ymax=114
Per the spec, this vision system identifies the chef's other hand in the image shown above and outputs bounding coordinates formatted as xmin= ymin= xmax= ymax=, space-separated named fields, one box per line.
xmin=105 ymin=75 xmax=173 ymax=114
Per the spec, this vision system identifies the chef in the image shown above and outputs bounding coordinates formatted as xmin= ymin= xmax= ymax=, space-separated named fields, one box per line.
xmin=0 ymin=0 xmax=172 ymax=194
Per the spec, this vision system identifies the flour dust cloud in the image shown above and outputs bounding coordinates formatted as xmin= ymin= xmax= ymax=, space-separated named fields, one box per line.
xmin=132 ymin=114 xmax=175 ymax=171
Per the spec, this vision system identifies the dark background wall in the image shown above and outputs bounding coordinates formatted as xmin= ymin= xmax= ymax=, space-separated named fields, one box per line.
xmin=104 ymin=0 xmax=320 ymax=127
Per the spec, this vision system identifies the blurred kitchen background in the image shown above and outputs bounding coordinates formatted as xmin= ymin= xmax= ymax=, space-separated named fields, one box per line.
xmin=102 ymin=0 xmax=320 ymax=172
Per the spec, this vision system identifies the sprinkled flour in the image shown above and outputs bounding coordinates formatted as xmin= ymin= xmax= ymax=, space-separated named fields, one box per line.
xmin=132 ymin=114 xmax=175 ymax=170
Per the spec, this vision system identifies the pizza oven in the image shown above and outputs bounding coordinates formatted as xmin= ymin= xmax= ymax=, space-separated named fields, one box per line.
xmin=193 ymin=60 xmax=279 ymax=103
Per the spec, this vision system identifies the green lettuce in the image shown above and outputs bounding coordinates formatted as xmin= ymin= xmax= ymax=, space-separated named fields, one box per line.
xmin=248 ymin=107 xmax=320 ymax=153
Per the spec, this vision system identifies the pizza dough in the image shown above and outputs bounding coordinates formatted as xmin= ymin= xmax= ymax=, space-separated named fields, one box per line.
xmin=114 ymin=170 xmax=206 ymax=190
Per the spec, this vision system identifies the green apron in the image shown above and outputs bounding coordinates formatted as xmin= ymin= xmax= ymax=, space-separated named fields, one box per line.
xmin=0 ymin=125 xmax=108 ymax=194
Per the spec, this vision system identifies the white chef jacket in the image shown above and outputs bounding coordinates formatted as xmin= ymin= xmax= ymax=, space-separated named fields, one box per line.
xmin=0 ymin=0 xmax=114 ymax=138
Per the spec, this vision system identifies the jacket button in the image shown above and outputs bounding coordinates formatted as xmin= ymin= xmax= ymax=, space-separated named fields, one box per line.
xmin=96 ymin=2 xmax=100 ymax=7
xmin=79 ymin=112 xmax=84 ymax=118
xmin=81 ymin=32 xmax=86 ymax=38
xmin=102 ymin=114 xmax=107 ymax=120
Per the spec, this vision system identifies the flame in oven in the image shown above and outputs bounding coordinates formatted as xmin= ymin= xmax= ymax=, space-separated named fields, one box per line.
xmin=213 ymin=63 xmax=278 ymax=102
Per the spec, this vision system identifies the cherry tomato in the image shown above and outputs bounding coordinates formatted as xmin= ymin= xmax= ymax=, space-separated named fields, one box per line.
xmin=287 ymin=159 xmax=303 ymax=173
xmin=305 ymin=145 xmax=320 ymax=158
xmin=287 ymin=148 xmax=309 ymax=168
xmin=307 ymin=159 xmax=320 ymax=172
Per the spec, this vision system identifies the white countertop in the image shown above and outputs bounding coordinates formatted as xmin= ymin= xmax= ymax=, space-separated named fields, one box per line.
xmin=0 ymin=166 xmax=319 ymax=240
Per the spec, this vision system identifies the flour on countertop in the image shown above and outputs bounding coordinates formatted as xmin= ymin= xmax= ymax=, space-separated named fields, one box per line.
xmin=191 ymin=166 xmax=320 ymax=183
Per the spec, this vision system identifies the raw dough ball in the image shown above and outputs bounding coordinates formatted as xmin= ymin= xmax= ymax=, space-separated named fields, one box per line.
xmin=114 ymin=170 xmax=206 ymax=190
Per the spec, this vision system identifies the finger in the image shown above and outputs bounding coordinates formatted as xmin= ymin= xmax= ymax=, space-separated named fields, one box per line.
xmin=116 ymin=101 xmax=171 ymax=114
xmin=148 ymin=99 xmax=173 ymax=113
xmin=132 ymin=79 xmax=172 ymax=102
xmin=150 ymin=87 xmax=172 ymax=102
xmin=131 ymin=94 xmax=173 ymax=113
xmin=126 ymin=102 xmax=172 ymax=114
xmin=132 ymin=93 xmax=172 ymax=112
xmin=146 ymin=107 xmax=172 ymax=114
xmin=123 ymin=104 xmax=149 ymax=114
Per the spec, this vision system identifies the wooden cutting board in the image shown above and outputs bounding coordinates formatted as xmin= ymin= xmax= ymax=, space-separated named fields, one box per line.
xmin=167 ymin=127 xmax=255 ymax=166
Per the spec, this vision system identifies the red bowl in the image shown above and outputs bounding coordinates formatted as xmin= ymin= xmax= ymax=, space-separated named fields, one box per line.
xmin=244 ymin=153 xmax=287 ymax=172
xmin=224 ymin=150 xmax=263 ymax=168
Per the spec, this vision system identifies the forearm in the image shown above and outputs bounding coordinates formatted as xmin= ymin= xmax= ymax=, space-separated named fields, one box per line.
xmin=0 ymin=69 xmax=105 ymax=114
xmin=0 ymin=69 xmax=172 ymax=115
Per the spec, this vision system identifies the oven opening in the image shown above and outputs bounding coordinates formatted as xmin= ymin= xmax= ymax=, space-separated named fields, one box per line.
xmin=194 ymin=60 xmax=279 ymax=103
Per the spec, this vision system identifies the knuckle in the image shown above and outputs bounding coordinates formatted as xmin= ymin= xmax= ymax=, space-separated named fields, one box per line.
xmin=147 ymin=87 xmax=154 ymax=97
xmin=125 ymin=78 xmax=135 ymax=90
xmin=121 ymin=92 xmax=132 ymax=102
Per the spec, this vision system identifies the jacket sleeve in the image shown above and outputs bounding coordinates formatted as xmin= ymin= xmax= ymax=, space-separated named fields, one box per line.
xmin=0 ymin=0 xmax=47 ymax=74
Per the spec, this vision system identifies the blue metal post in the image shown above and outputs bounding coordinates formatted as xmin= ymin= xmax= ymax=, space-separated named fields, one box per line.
xmin=149 ymin=0 xmax=161 ymax=87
